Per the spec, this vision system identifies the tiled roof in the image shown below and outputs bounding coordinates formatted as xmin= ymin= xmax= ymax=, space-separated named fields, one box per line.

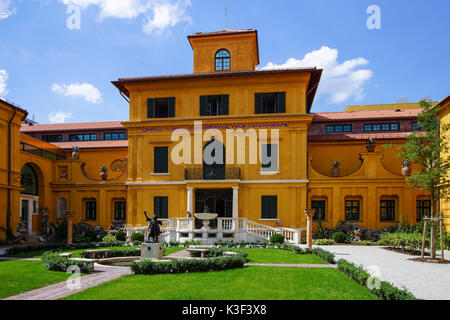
xmin=0 ymin=98 xmax=29 ymax=118
xmin=187 ymin=29 xmax=257 ymax=38
xmin=308 ymin=132 xmax=411 ymax=142
xmin=50 ymin=140 xmax=128 ymax=150
xmin=313 ymin=109 xmax=421 ymax=122
xmin=20 ymin=121 xmax=124 ymax=133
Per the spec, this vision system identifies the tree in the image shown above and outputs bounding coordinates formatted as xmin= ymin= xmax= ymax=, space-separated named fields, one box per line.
xmin=385 ymin=100 xmax=450 ymax=259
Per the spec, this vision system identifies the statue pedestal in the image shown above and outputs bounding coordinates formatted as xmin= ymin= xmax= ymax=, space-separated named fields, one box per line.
xmin=141 ymin=242 xmax=163 ymax=260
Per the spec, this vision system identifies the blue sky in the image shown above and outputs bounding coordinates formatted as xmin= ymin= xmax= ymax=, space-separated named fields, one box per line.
xmin=0 ymin=0 xmax=449 ymax=123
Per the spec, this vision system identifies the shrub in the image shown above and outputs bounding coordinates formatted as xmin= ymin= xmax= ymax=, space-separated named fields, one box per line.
xmin=312 ymin=248 xmax=336 ymax=264
xmin=130 ymin=232 xmax=145 ymax=244
xmin=270 ymin=233 xmax=285 ymax=244
xmin=80 ymin=247 xmax=141 ymax=258
xmin=131 ymin=255 xmax=246 ymax=275
xmin=314 ymin=239 xmax=333 ymax=245
xmin=332 ymin=231 xmax=348 ymax=243
xmin=378 ymin=232 xmax=423 ymax=252
xmin=337 ymin=259 xmax=416 ymax=300
xmin=115 ymin=231 xmax=126 ymax=242
xmin=102 ymin=236 xmax=116 ymax=243
xmin=41 ymin=251 xmax=94 ymax=273
xmin=5 ymin=242 xmax=128 ymax=256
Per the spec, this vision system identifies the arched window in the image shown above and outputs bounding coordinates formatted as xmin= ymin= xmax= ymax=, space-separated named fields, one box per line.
xmin=56 ymin=197 xmax=67 ymax=220
xmin=20 ymin=164 xmax=38 ymax=196
xmin=215 ymin=49 xmax=230 ymax=71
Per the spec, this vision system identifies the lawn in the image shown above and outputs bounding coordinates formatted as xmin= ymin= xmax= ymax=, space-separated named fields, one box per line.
xmin=0 ymin=260 xmax=73 ymax=299
xmin=232 ymin=248 xmax=327 ymax=264
xmin=63 ymin=266 xmax=376 ymax=300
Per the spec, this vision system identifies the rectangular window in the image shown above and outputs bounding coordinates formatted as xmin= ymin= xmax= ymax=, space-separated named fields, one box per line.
xmin=312 ymin=200 xmax=326 ymax=221
xmin=261 ymin=196 xmax=277 ymax=219
xmin=70 ymin=134 xmax=97 ymax=142
xmin=200 ymin=95 xmax=229 ymax=116
xmin=261 ymin=144 xmax=278 ymax=172
xmin=345 ymin=200 xmax=360 ymax=221
xmin=380 ymin=200 xmax=395 ymax=221
xmin=255 ymin=92 xmax=286 ymax=114
xmin=364 ymin=123 xmax=400 ymax=132
xmin=114 ymin=201 xmax=126 ymax=220
xmin=416 ymin=200 xmax=431 ymax=221
xmin=86 ymin=201 xmax=96 ymax=220
xmin=105 ymin=132 xmax=126 ymax=140
xmin=326 ymin=124 xmax=352 ymax=134
xmin=147 ymin=97 xmax=175 ymax=118
xmin=42 ymin=135 xmax=63 ymax=143
xmin=154 ymin=147 xmax=168 ymax=173
xmin=154 ymin=197 xmax=168 ymax=219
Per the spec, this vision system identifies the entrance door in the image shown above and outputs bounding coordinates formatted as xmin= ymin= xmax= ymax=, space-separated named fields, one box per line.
xmin=21 ymin=199 xmax=29 ymax=232
xmin=20 ymin=196 xmax=39 ymax=236
xmin=195 ymin=189 xmax=233 ymax=229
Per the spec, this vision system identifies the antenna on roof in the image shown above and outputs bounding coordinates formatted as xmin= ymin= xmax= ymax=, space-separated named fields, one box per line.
xmin=396 ymin=97 xmax=409 ymax=103
xmin=418 ymin=96 xmax=431 ymax=102
xmin=225 ymin=0 xmax=229 ymax=30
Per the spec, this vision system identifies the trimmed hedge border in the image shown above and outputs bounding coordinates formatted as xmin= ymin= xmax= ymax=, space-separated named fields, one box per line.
xmin=41 ymin=251 xmax=94 ymax=273
xmin=131 ymin=253 xmax=247 ymax=275
xmin=311 ymin=248 xmax=417 ymax=300
xmin=4 ymin=241 xmax=128 ymax=256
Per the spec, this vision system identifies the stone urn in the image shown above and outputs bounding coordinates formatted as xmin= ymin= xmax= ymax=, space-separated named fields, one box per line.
xmin=331 ymin=161 xmax=341 ymax=177
xmin=72 ymin=147 xmax=80 ymax=160
xmin=99 ymin=165 xmax=108 ymax=181
xmin=401 ymin=160 xmax=411 ymax=176
xmin=366 ymin=139 xmax=375 ymax=152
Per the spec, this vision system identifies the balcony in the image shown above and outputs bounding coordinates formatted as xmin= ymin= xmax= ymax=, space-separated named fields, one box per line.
xmin=185 ymin=167 xmax=241 ymax=180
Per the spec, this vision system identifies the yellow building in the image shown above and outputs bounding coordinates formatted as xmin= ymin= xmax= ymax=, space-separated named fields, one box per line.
xmin=0 ymin=29 xmax=447 ymax=243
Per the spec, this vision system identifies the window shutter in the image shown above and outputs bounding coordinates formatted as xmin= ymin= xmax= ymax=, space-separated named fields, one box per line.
xmin=270 ymin=196 xmax=277 ymax=218
xmin=161 ymin=197 xmax=168 ymax=218
xmin=154 ymin=147 xmax=168 ymax=173
xmin=200 ymin=96 xmax=207 ymax=116
xmin=255 ymin=93 xmax=263 ymax=114
xmin=277 ymin=92 xmax=286 ymax=113
xmin=261 ymin=197 xmax=269 ymax=219
xmin=221 ymin=95 xmax=229 ymax=115
xmin=147 ymin=98 xmax=155 ymax=118
xmin=168 ymin=97 xmax=176 ymax=117
xmin=154 ymin=197 xmax=160 ymax=217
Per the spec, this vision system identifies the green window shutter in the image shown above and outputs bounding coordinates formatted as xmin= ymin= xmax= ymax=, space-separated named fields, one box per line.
xmin=277 ymin=92 xmax=286 ymax=113
xmin=168 ymin=97 xmax=175 ymax=117
xmin=221 ymin=95 xmax=229 ymax=115
xmin=270 ymin=196 xmax=277 ymax=218
xmin=161 ymin=197 xmax=168 ymax=218
xmin=154 ymin=197 xmax=161 ymax=217
xmin=154 ymin=147 xmax=168 ymax=173
xmin=261 ymin=196 xmax=277 ymax=219
xmin=200 ymin=96 xmax=207 ymax=116
xmin=147 ymin=98 xmax=155 ymax=118
xmin=255 ymin=93 xmax=263 ymax=114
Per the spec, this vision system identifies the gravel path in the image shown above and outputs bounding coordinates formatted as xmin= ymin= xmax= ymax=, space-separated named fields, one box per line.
xmin=308 ymin=245 xmax=450 ymax=300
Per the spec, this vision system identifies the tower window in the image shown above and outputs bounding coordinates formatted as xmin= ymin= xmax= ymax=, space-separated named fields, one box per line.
xmin=215 ymin=49 xmax=230 ymax=71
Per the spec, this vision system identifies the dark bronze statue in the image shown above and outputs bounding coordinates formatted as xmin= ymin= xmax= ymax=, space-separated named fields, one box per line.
xmin=144 ymin=210 xmax=162 ymax=243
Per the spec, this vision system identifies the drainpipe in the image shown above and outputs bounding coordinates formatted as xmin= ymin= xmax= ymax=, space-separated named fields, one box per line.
xmin=6 ymin=108 xmax=17 ymax=243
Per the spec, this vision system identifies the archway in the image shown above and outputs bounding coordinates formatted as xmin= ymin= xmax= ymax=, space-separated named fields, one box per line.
xmin=19 ymin=163 xmax=43 ymax=236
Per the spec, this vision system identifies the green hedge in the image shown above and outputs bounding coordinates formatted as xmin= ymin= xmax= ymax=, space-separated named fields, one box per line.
xmin=5 ymin=242 xmax=127 ymax=256
xmin=337 ymin=259 xmax=416 ymax=300
xmin=79 ymin=248 xmax=141 ymax=259
xmin=41 ymin=251 xmax=94 ymax=273
xmin=188 ymin=247 xmax=249 ymax=259
xmin=378 ymin=232 xmax=423 ymax=252
xmin=213 ymin=241 xmax=306 ymax=255
xmin=312 ymin=247 xmax=336 ymax=264
xmin=131 ymin=255 xmax=247 ymax=275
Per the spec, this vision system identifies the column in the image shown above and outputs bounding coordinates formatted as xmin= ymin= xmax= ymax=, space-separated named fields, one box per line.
xmin=187 ymin=187 xmax=194 ymax=215
xmin=64 ymin=210 xmax=75 ymax=245
xmin=232 ymin=187 xmax=239 ymax=219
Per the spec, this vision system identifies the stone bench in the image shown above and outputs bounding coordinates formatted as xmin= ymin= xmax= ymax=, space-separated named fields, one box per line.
xmin=223 ymin=251 xmax=237 ymax=256
xmin=186 ymin=248 xmax=210 ymax=258
xmin=59 ymin=253 xmax=73 ymax=258
xmin=84 ymin=249 xmax=111 ymax=259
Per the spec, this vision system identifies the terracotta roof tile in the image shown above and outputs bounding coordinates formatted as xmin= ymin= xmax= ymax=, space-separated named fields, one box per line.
xmin=50 ymin=140 xmax=128 ymax=150
xmin=20 ymin=121 xmax=124 ymax=133
xmin=313 ymin=109 xmax=421 ymax=122
xmin=308 ymin=132 xmax=411 ymax=142
xmin=187 ymin=29 xmax=257 ymax=38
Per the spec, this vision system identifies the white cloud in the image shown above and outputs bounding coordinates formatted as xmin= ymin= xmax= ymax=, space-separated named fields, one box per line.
xmin=51 ymin=82 xmax=103 ymax=104
xmin=49 ymin=111 xmax=73 ymax=123
xmin=0 ymin=0 xmax=14 ymax=20
xmin=261 ymin=46 xmax=373 ymax=104
xmin=0 ymin=69 xmax=8 ymax=97
xmin=59 ymin=0 xmax=192 ymax=34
